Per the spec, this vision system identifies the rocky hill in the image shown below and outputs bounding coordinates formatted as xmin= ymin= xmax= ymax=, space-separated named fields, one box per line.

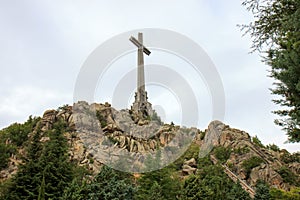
xmin=200 ymin=121 xmax=300 ymax=196
xmin=0 ymin=102 xmax=299 ymax=199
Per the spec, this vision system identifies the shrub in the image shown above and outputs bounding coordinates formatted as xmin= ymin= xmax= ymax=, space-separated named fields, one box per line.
xmin=173 ymin=142 xmax=199 ymax=170
xmin=96 ymin=111 xmax=107 ymax=128
xmin=214 ymin=146 xmax=231 ymax=163
xmin=199 ymin=131 xmax=206 ymax=140
xmin=280 ymin=152 xmax=300 ymax=163
xmin=277 ymin=167 xmax=299 ymax=186
xmin=252 ymin=135 xmax=265 ymax=148
xmin=242 ymin=156 xmax=264 ymax=178
xmin=254 ymin=180 xmax=270 ymax=200
xmin=266 ymin=143 xmax=280 ymax=152
xmin=233 ymin=146 xmax=250 ymax=155
xmin=227 ymin=161 xmax=234 ymax=170
xmin=270 ymin=187 xmax=300 ymax=200
xmin=0 ymin=143 xmax=11 ymax=170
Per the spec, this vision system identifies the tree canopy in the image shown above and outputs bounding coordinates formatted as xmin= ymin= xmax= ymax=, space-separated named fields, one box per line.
xmin=242 ymin=0 xmax=300 ymax=142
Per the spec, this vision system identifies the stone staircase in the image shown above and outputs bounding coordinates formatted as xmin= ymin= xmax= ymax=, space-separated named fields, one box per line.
xmin=210 ymin=155 xmax=256 ymax=199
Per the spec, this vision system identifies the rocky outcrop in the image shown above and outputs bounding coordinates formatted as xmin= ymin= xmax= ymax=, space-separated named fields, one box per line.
xmin=0 ymin=149 xmax=23 ymax=181
xmin=204 ymin=121 xmax=298 ymax=191
xmin=1 ymin=103 xmax=299 ymax=191
xmin=36 ymin=101 xmax=196 ymax=173
xmin=182 ymin=158 xmax=197 ymax=175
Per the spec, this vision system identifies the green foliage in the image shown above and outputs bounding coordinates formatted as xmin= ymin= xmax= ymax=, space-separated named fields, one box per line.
xmin=0 ymin=143 xmax=13 ymax=170
xmin=173 ymin=142 xmax=200 ymax=170
xmin=254 ymin=181 xmax=271 ymax=200
xmin=0 ymin=179 xmax=13 ymax=199
xmin=3 ymin=120 xmax=76 ymax=200
xmin=62 ymin=166 xmax=135 ymax=200
xmin=146 ymin=181 xmax=164 ymax=200
xmin=233 ymin=146 xmax=250 ymax=155
xmin=135 ymin=166 xmax=181 ymax=200
xmin=266 ymin=143 xmax=280 ymax=152
xmin=199 ymin=131 xmax=206 ymax=140
xmin=252 ymin=135 xmax=265 ymax=148
xmin=6 ymin=108 xmax=300 ymax=199
xmin=277 ymin=166 xmax=299 ymax=186
xmin=227 ymin=182 xmax=252 ymax=200
xmin=181 ymin=157 xmax=250 ymax=200
xmin=280 ymin=151 xmax=300 ymax=163
xmin=214 ymin=146 xmax=232 ymax=163
xmin=197 ymin=156 xmax=213 ymax=169
xmin=0 ymin=116 xmax=40 ymax=147
xmin=0 ymin=116 xmax=40 ymax=170
xmin=227 ymin=161 xmax=234 ymax=171
xmin=270 ymin=187 xmax=300 ymax=200
xmin=96 ymin=111 xmax=107 ymax=128
xmin=242 ymin=156 xmax=264 ymax=178
xmin=38 ymin=174 xmax=45 ymax=200
xmin=242 ymin=0 xmax=300 ymax=142
xmin=86 ymin=165 xmax=135 ymax=200
xmin=60 ymin=178 xmax=88 ymax=200
xmin=57 ymin=104 xmax=70 ymax=111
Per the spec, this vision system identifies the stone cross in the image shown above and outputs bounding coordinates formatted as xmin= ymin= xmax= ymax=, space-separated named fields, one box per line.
xmin=129 ymin=33 xmax=153 ymax=117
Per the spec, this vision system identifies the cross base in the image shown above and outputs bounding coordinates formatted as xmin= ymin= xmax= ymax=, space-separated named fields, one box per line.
xmin=131 ymin=91 xmax=153 ymax=120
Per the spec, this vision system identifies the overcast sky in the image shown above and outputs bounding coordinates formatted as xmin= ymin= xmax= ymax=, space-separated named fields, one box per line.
xmin=0 ymin=0 xmax=299 ymax=152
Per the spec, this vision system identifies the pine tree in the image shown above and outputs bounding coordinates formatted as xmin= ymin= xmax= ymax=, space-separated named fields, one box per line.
xmin=38 ymin=174 xmax=45 ymax=200
xmin=242 ymin=0 xmax=300 ymax=142
xmin=86 ymin=165 xmax=135 ymax=200
xmin=227 ymin=182 xmax=251 ymax=200
xmin=182 ymin=157 xmax=251 ymax=200
xmin=4 ymin=120 xmax=75 ymax=200
xmin=254 ymin=181 xmax=271 ymax=200
xmin=135 ymin=165 xmax=181 ymax=200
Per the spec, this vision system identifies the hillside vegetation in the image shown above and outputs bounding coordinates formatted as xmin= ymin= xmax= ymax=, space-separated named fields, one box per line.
xmin=0 ymin=103 xmax=299 ymax=199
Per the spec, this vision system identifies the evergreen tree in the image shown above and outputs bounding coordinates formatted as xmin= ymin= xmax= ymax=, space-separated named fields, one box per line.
xmin=0 ymin=143 xmax=11 ymax=170
xmin=147 ymin=181 xmax=164 ymax=200
xmin=4 ymin=128 xmax=43 ymax=200
xmin=85 ymin=165 xmax=135 ymax=200
xmin=60 ymin=178 xmax=88 ymax=200
xmin=242 ymin=0 xmax=300 ymax=142
xmin=0 ymin=116 xmax=40 ymax=170
xmin=36 ymin=121 xmax=74 ymax=199
xmin=227 ymin=182 xmax=251 ymax=200
xmin=3 ymin=120 xmax=75 ymax=200
xmin=254 ymin=181 xmax=271 ymax=200
xmin=182 ymin=157 xmax=251 ymax=200
xmin=135 ymin=165 xmax=181 ymax=200
xmin=38 ymin=174 xmax=45 ymax=200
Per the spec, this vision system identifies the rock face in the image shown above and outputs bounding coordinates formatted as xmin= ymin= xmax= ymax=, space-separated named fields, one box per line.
xmin=70 ymin=102 xmax=197 ymax=172
xmin=0 ymin=149 xmax=23 ymax=181
xmin=203 ymin=120 xmax=299 ymax=191
xmin=182 ymin=158 xmax=197 ymax=175
xmin=0 ymin=103 xmax=299 ymax=192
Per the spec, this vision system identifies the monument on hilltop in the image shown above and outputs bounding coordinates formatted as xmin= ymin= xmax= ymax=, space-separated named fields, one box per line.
xmin=129 ymin=32 xmax=153 ymax=119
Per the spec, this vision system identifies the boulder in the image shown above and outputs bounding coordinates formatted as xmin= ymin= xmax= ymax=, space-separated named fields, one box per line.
xmin=184 ymin=158 xmax=197 ymax=167
xmin=182 ymin=164 xmax=196 ymax=175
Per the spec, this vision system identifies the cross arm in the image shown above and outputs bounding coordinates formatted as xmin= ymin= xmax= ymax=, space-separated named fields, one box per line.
xmin=129 ymin=36 xmax=151 ymax=55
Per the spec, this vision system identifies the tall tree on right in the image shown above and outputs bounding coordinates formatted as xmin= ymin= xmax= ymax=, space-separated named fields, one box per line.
xmin=241 ymin=0 xmax=300 ymax=142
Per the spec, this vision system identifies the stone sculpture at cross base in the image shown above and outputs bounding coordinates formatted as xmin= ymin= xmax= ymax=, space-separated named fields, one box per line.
xmin=131 ymin=91 xmax=154 ymax=120
xmin=130 ymin=32 xmax=154 ymax=121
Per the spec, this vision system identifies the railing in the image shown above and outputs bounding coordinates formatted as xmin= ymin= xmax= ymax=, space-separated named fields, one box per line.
xmin=210 ymin=155 xmax=255 ymax=199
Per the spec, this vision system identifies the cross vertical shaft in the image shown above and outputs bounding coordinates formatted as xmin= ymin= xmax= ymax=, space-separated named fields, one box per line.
xmin=137 ymin=32 xmax=146 ymax=102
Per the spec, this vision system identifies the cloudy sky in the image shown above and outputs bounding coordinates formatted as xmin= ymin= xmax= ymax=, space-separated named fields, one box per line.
xmin=0 ymin=0 xmax=299 ymax=152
